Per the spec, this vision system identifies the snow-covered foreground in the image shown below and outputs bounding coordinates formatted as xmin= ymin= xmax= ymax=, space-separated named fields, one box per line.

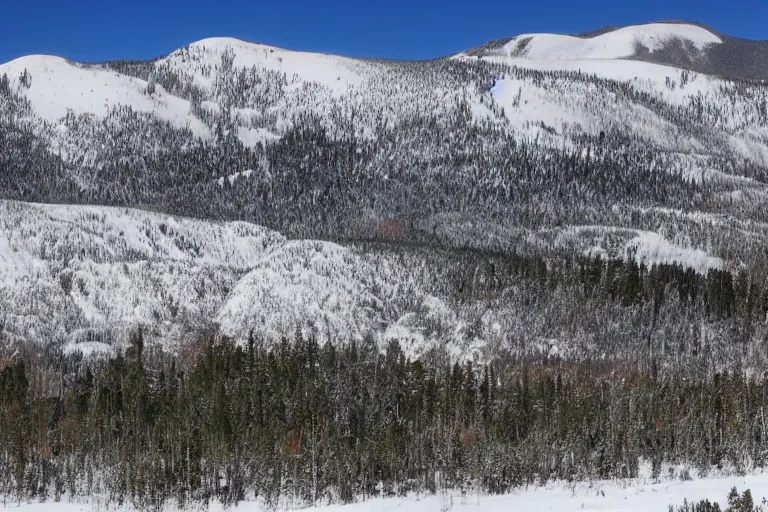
xmin=5 ymin=471 xmax=768 ymax=511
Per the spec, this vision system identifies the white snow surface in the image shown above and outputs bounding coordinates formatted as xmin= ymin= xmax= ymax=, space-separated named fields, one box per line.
xmin=216 ymin=240 xmax=393 ymax=344
xmin=500 ymin=23 xmax=722 ymax=61
xmin=566 ymin=226 xmax=724 ymax=273
xmin=159 ymin=37 xmax=371 ymax=93
xmin=236 ymin=126 xmax=281 ymax=147
xmin=7 ymin=467 xmax=768 ymax=511
xmin=626 ymin=231 xmax=723 ymax=273
xmin=451 ymin=25 xmax=768 ymax=163
xmin=0 ymin=55 xmax=210 ymax=137
xmin=420 ymin=214 xmax=725 ymax=274
xmin=0 ymin=201 xmax=449 ymax=353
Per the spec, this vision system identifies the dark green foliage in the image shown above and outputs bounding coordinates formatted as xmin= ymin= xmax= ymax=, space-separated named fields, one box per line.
xmin=3 ymin=331 xmax=768 ymax=508
xmin=670 ymin=499 xmax=723 ymax=512
xmin=669 ymin=488 xmax=765 ymax=512
xmin=0 ymin=74 xmax=10 ymax=96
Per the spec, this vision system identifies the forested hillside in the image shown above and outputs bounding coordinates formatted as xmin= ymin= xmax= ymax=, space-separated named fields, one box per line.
xmin=4 ymin=331 xmax=768 ymax=508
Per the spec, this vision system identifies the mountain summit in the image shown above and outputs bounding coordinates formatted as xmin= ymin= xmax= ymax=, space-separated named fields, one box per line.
xmin=465 ymin=21 xmax=768 ymax=80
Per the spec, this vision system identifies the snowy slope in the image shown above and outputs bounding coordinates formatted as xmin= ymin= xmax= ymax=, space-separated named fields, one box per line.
xmin=498 ymin=23 xmax=722 ymax=61
xmin=0 ymin=201 xmax=452 ymax=355
xmin=159 ymin=37 xmax=372 ymax=93
xmin=0 ymin=55 xmax=210 ymax=137
xmin=0 ymin=201 xmax=279 ymax=352
xmin=417 ymin=212 xmax=729 ymax=275
xmin=1 ymin=23 xmax=767 ymax=358
xmin=1 ymin=23 xmax=766 ymax=163
xmin=458 ymin=25 xmax=766 ymax=160
xmin=0 ymin=201 xmax=728 ymax=357
xmin=478 ymin=59 xmax=767 ymax=162
xmin=216 ymin=240 xmax=393 ymax=343
xmin=464 ymin=22 xmax=768 ymax=81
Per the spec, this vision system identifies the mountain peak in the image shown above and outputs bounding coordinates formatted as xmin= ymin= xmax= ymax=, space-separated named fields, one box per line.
xmin=572 ymin=20 xmax=720 ymax=38
xmin=463 ymin=21 xmax=768 ymax=80
xmin=464 ymin=22 xmax=721 ymax=60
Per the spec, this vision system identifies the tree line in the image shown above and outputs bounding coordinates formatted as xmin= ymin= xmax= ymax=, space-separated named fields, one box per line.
xmin=5 ymin=326 xmax=768 ymax=509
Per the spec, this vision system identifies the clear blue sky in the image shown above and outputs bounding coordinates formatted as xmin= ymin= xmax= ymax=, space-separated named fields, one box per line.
xmin=1 ymin=0 xmax=765 ymax=64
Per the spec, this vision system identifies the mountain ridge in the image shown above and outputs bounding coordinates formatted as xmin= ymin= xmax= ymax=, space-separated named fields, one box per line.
xmin=464 ymin=21 xmax=768 ymax=80
xmin=1 ymin=19 xmax=768 ymax=358
xmin=4 ymin=20 xmax=767 ymax=72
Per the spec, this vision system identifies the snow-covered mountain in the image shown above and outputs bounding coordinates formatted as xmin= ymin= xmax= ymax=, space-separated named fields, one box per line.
xmin=1 ymin=21 xmax=768 ymax=357
xmin=1 ymin=22 xmax=765 ymax=179
xmin=0 ymin=200 xmax=732 ymax=357
xmin=465 ymin=21 xmax=768 ymax=80
xmin=2 ymin=21 xmax=766 ymax=163
xmin=464 ymin=23 xmax=723 ymax=61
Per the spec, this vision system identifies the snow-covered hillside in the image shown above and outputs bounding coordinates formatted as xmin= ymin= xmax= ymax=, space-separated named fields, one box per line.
xmin=0 ymin=201 xmax=426 ymax=353
xmin=0 ymin=200 xmax=728 ymax=358
xmin=3 ymin=22 xmax=766 ymax=162
xmin=464 ymin=22 xmax=768 ymax=81
xmin=0 ymin=54 xmax=210 ymax=136
xmin=159 ymin=37 xmax=372 ymax=93
xmin=489 ymin=23 xmax=722 ymax=61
